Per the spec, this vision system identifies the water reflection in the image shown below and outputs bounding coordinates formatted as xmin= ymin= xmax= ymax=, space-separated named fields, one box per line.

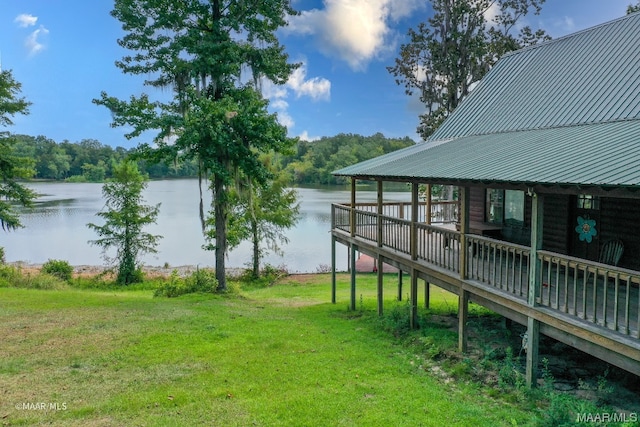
xmin=3 ymin=180 xmax=409 ymax=273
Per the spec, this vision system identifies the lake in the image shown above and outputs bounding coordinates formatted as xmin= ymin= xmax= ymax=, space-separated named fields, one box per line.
xmin=4 ymin=180 xmax=410 ymax=273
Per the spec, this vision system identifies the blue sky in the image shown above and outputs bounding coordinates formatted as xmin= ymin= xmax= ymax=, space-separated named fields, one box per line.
xmin=0 ymin=0 xmax=635 ymax=148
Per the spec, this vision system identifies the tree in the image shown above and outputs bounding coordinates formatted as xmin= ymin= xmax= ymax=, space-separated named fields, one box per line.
xmin=388 ymin=0 xmax=550 ymax=140
xmin=212 ymin=157 xmax=300 ymax=277
xmin=95 ymin=0 xmax=298 ymax=291
xmin=87 ymin=160 xmax=161 ymax=285
xmin=628 ymin=1 xmax=640 ymax=14
xmin=0 ymin=70 xmax=37 ymax=231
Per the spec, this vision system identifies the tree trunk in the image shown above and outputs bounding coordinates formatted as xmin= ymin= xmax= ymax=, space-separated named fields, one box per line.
xmin=251 ymin=219 xmax=260 ymax=278
xmin=214 ymin=175 xmax=227 ymax=291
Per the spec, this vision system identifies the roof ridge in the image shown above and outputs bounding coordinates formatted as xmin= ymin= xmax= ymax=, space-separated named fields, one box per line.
xmin=427 ymin=117 xmax=640 ymax=141
xmin=502 ymin=11 xmax=640 ymax=59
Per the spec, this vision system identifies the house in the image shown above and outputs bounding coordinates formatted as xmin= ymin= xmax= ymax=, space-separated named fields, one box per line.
xmin=330 ymin=13 xmax=640 ymax=385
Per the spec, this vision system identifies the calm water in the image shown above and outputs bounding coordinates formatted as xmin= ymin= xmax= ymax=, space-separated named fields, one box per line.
xmin=4 ymin=180 xmax=409 ymax=273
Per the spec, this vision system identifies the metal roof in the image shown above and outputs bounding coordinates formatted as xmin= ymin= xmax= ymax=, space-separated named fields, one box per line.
xmin=334 ymin=13 xmax=640 ymax=189
xmin=334 ymin=120 xmax=640 ymax=188
xmin=430 ymin=13 xmax=640 ymax=140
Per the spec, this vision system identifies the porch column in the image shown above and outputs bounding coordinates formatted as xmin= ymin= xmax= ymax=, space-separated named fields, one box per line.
xmin=377 ymin=180 xmax=383 ymax=247
xmin=424 ymin=184 xmax=432 ymax=308
xmin=410 ymin=182 xmax=419 ymax=328
xmin=350 ymin=178 xmax=356 ymax=237
xmin=458 ymin=186 xmax=470 ymax=352
xmin=459 ymin=186 xmax=470 ymax=280
xmin=425 ymin=184 xmax=432 ymax=225
xmin=331 ymin=235 xmax=336 ymax=304
xmin=377 ymin=180 xmax=384 ymax=315
xmin=397 ymin=270 xmax=403 ymax=301
xmin=526 ymin=192 xmax=544 ymax=388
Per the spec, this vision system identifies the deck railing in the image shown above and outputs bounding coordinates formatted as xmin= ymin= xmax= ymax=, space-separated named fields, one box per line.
xmin=332 ymin=204 xmax=639 ymax=339
xmin=466 ymin=236 xmax=531 ymax=299
xmin=416 ymin=223 xmax=460 ymax=272
xmin=343 ymin=201 xmax=458 ymax=224
xmin=538 ymin=251 xmax=640 ymax=338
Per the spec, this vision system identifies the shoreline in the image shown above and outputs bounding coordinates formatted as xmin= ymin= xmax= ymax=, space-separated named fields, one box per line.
xmin=7 ymin=261 xmax=247 ymax=278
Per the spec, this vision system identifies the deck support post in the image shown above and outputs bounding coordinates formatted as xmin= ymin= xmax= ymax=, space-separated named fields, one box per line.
xmin=377 ymin=254 xmax=384 ymax=315
xmin=397 ymin=271 xmax=403 ymax=301
xmin=424 ymin=280 xmax=430 ymax=309
xmin=458 ymin=289 xmax=469 ymax=352
xmin=526 ymin=192 xmax=544 ymax=388
xmin=331 ymin=235 xmax=336 ymax=304
xmin=350 ymin=244 xmax=357 ymax=311
xmin=410 ymin=268 xmax=419 ymax=329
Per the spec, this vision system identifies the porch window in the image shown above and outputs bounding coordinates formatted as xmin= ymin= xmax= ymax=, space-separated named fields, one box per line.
xmin=577 ymin=194 xmax=600 ymax=210
xmin=486 ymin=189 xmax=525 ymax=225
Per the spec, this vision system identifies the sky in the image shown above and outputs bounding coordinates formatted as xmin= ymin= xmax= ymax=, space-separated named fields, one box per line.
xmin=0 ymin=0 xmax=636 ymax=149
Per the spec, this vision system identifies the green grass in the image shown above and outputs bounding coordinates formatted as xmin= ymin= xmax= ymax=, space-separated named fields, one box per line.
xmin=0 ymin=272 xmax=576 ymax=426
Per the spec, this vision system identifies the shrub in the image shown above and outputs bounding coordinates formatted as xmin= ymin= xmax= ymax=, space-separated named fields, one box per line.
xmin=0 ymin=265 xmax=68 ymax=290
xmin=0 ymin=247 xmax=5 ymax=264
xmin=41 ymin=259 xmax=74 ymax=282
xmin=154 ymin=268 xmax=218 ymax=297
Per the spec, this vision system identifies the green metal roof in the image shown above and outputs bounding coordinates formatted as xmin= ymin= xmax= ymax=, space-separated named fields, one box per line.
xmin=335 ymin=13 xmax=640 ymax=189
xmin=430 ymin=13 xmax=640 ymax=140
xmin=334 ymin=120 xmax=640 ymax=188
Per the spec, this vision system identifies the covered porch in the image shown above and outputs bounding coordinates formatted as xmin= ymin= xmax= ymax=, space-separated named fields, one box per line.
xmin=329 ymin=179 xmax=640 ymax=386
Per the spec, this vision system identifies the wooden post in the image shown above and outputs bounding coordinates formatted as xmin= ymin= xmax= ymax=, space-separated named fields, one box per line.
xmin=410 ymin=183 xmax=419 ymax=329
xmin=425 ymin=184 xmax=432 ymax=225
xmin=459 ymin=186 xmax=470 ymax=280
xmin=397 ymin=270 xmax=403 ymax=301
xmin=377 ymin=180 xmax=383 ymax=248
xmin=350 ymin=177 xmax=356 ymax=237
xmin=424 ymin=280 xmax=430 ymax=309
xmin=458 ymin=289 xmax=469 ymax=352
xmin=377 ymin=254 xmax=384 ymax=316
xmin=331 ymin=235 xmax=336 ymax=304
xmin=458 ymin=186 xmax=470 ymax=353
xmin=411 ymin=183 xmax=418 ymax=261
xmin=350 ymin=244 xmax=357 ymax=311
xmin=526 ymin=192 xmax=544 ymax=388
xmin=410 ymin=268 xmax=418 ymax=329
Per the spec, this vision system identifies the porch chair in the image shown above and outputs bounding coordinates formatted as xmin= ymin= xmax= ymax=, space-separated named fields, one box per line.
xmin=598 ymin=239 xmax=624 ymax=267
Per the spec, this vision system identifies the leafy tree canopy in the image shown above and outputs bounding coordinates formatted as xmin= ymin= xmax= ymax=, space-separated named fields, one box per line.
xmin=388 ymin=0 xmax=550 ymax=140
xmin=0 ymin=70 xmax=37 ymax=231
xmin=95 ymin=0 xmax=300 ymax=290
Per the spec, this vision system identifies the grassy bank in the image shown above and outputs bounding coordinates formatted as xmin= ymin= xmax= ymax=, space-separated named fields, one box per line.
xmin=0 ymin=271 xmax=633 ymax=426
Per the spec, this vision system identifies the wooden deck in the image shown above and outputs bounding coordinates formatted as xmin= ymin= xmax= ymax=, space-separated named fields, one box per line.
xmin=331 ymin=204 xmax=640 ymax=377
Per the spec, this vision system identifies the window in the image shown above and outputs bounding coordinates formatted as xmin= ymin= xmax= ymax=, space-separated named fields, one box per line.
xmin=486 ymin=189 xmax=525 ymax=225
xmin=577 ymin=194 xmax=600 ymax=210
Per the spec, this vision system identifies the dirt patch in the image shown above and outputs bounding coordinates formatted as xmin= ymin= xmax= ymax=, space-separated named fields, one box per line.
xmin=440 ymin=313 xmax=640 ymax=413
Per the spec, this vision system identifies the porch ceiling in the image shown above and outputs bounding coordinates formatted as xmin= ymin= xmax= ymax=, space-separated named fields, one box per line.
xmin=333 ymin=119 xmax=640 ymax=190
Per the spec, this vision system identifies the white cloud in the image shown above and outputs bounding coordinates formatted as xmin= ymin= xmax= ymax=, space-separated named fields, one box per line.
xmin=287 ymin=0 xmax=423 ymax=71
xmin=15 ymin=13 xmax=38 ymax=28
xmin=483 ymin=2 xmax=501 ymax=25
xmin=262 ymin=62 xmax=331 ymax=131
xmin=25 ymin=26 xmax=49 ymax=56
xmin=298 ymin=130 xmax=320 ymax=142
xmin=287 ymin=67 xmax=331 ymax=101
xmin=277 ymin=111 xmax=295 ymax=128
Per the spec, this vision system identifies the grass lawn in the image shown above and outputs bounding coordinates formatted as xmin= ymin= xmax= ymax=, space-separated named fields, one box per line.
xmin=0 ymin=273 xmax=549 ymax=426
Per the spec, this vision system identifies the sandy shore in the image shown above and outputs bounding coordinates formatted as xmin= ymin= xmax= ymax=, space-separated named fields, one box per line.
xmin=7 ymin=262 xmax=246 ymax=278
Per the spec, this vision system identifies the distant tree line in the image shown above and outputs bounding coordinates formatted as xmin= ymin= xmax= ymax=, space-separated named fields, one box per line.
xmin=280 ymin=132 xmax=415 ymax=185
xmin=12 ymin=132 xmax=415 ymax=185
